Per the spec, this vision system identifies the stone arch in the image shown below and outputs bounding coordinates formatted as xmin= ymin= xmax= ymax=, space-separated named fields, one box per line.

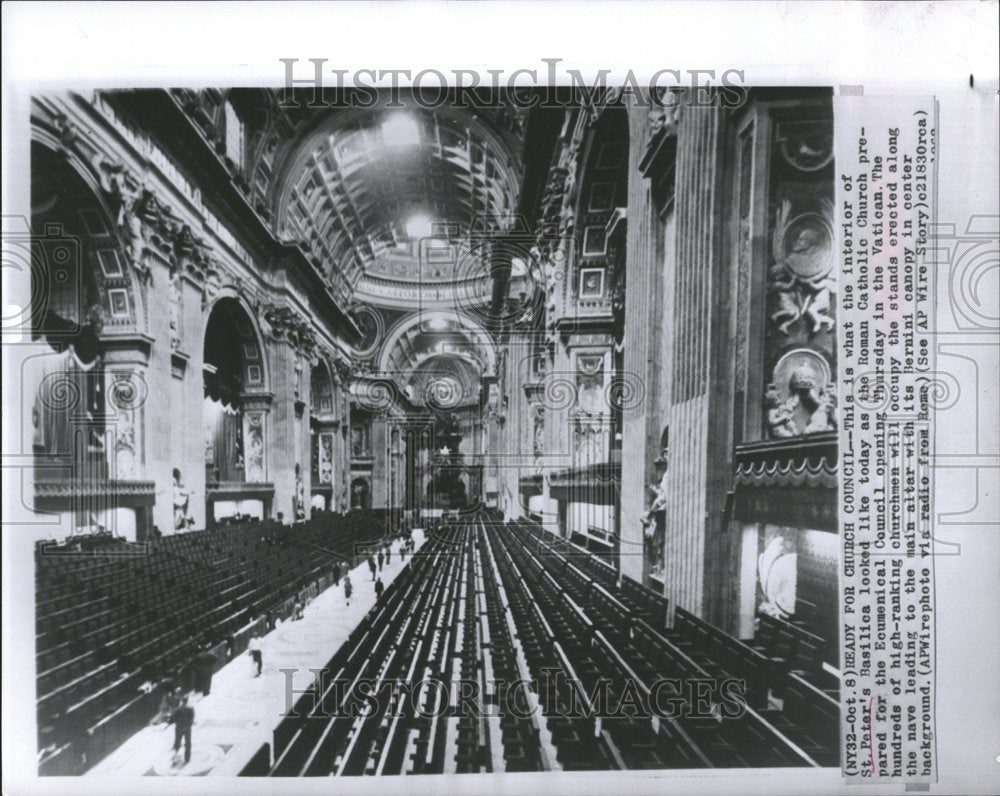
xmin=377 ymin=310 xmax=497 ymax=377
xmin=29 ymin=140 xmax=147 ymax=345
xmin=571 ymin=105 xmax=630 ymax=304
xmin=201 ymin=291 xmax=269 ymax=392
xmin=309 ymin=357 xmax=338 ymax=504
xmin=202 ymin=296 xmax=272 ymax=503
xmin=27 ymin=139 xmax=153 ymax=538
xmin=310 ymin=357 xmax=335 ymax=416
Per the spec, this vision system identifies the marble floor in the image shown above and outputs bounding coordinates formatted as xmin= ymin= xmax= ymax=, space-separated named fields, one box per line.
xmin=87 ymin=531 xmax=425 ymax=777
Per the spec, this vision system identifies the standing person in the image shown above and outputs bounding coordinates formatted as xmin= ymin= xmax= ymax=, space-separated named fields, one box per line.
xmin=341 ymin=560 xmax=349 ymax=583
xmin=343 ymin=574 xmax=353 ymax=607
xmin=155 ymin=686 xmax=184 ymax=725
xmin=332 ymin=560 xmax=342 ymax=588
xmin=192 ymin=644 xmax=217 ymax=696
xmin=248 ymin=634 xmax=263 ymax=677
xmin=367 ymin=554 xmax=377 ymax=581
xmin=170 ymin=694 xmax=195 ymax=766
xmin=374 ymin=577 xmax=384 ymax=601
xmin=384 ymin=541 xmax=391 ymax=566
xmin=377 ymin=548 xmax=384 ymax=572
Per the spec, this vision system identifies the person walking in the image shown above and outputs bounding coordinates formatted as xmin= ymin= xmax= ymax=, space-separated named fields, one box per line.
xmin=384 ymin=541 xmax=391 ymax=566
xmin=192 ymin=645 xmax=217 ymax=696
xmin=374 ymin=577 xmax=384 ymax=601
xmin=170 ymin=695 xmax=195 ymax=765
xmin=367 ymin=554 xmax=377 ymax=581
xmin=248 ymin=634 xmax=263 ymax=676
xmin=377 ymin=548 xmax=384 ymax=572
xmin=343 ymin=574 xmax=353 ymax=607
xmin=332 ymin=560 xmax=342 ymax=588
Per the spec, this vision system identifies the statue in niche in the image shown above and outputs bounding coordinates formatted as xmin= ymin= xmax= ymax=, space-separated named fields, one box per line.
xmin=245 ymin=414 xmax=264 ymax=482
xmin=575 ymin=355 xmax=605 ymax=416
xmin=640 ymin=468 xmax=670 ymax=530
xmin=294 ymin=463 xmax=306 ymax=521
xmin=532 ymin=406 xmax=545 ymax=458
xmin=758 ymin=534 xmax=797 ymax=619
xmin=805 ymin=383 xmax=837 ymax=434
xmin=172 ymin=467 xmax=195 ymax=530
xmin=114 ymin=412 xmax=136 ymax=479
xmin=168 ymin=266 xmax=182 ymax=350
xmin=765 ymin=383 xmax=798 ymax=439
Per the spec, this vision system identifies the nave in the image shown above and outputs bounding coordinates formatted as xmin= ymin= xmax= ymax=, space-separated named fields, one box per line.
xmin=262 ymin=514 xmax=838 ymax=776
xmin=35 ymin=512 xmax=838 ymax=776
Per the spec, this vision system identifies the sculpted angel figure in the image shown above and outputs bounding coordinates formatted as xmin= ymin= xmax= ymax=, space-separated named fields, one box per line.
xmin=801 ymin=271 xmax=837 ymax=333
xmin=768 ymin=261 xmax=802 ymax=335
xmin=765 ymin=383 xmax=798 ymax=439
xmin=805 ymin=383 xmax=838 ymax=433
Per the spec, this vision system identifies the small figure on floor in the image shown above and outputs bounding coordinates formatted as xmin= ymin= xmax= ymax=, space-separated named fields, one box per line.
xmin=192 ymin=645 xmax=217 ymax=696
xmin=343 ymin=574 xmax=353 ymax=607
xmin=383 ymin=541 xmax=391 ymax=566
xmin=292 ymin=598 xmax=304 ymax=621
xmin=170 ymin=694 xmax=195 ymax=765
xmin=155 ymin=686 xmax=184 ymax=725
xmin=377 ymin=549 xmax=385 ymax=572
xmin=374 ymin=577 xmax=384 ymax=601
xmin=248 ymin=634 xmax=263 ymax=676
xmin=367 ymin=554 xmax=377 ymax=581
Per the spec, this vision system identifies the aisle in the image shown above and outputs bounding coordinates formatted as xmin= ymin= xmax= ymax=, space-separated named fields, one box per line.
xmin=86 ymin=531 xmax=425 ymax=777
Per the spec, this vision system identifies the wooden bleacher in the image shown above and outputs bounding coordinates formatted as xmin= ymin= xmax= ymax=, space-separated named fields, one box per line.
xmin=35 ymin=509 xmax=395 ymax=775
xmin=257 ymin=513 xmax=837 ymax=774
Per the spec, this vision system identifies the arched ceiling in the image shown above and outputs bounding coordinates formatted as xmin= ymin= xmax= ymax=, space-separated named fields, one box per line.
xmin=378 ymin=311 xmax=496 ymax=407
xmin=276 ymin=105 xmax=524 ymax=303
xmin=407 ymin=355 xmax=483 ymax=409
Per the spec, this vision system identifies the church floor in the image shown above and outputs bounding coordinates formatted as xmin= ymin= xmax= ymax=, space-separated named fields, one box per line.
xmin=86 ymin=533 xmax=425 ymax=777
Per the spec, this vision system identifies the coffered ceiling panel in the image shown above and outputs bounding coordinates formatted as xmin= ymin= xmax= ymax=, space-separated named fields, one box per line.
xmin=276 ymin=105 xmax=524 ymax=302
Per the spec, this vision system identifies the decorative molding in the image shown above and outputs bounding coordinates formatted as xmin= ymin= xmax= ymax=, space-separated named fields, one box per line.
xmin=205 ymin=481 xmax=275 ymax=497
xmin=261 ymin=302 xmax=318 ymax=356
xmin=734 ymin=456 xmax=837 ymax=489
xmin=733 ymin=432 xmax=838 ymax=489
xmin=35 ymin=479 xmax=156 ymax=497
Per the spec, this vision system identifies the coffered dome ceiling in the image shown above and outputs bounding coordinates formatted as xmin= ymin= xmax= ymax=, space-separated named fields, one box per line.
xmin=275 ymin=104 xmax=524 ymax=304
xmin=378 ymin=311 xmax=497 ymax=407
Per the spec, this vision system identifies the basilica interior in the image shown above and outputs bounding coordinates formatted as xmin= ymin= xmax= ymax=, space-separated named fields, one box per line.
xmin=25 ymin=86 xmax=840 ymax=776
